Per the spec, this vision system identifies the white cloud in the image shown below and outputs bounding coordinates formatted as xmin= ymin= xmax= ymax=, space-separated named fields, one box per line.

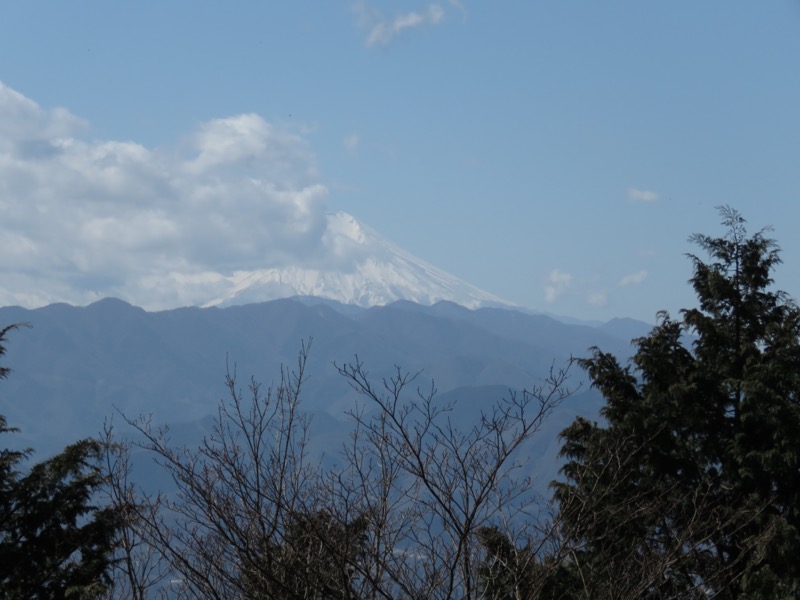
xmin=0 ymin=82 xmax=344 ymax=309
xmin=627 ymin=187 xmax=660 ymax=203
xmin=587 ymin=291 xmax=608 ymax=307
xmin=620 ymin=270 xmax=648 ymax=286
xmin=355 ymin=2 xmax=446 ymax=48
xmin=344 ymin=133 xmax=360 ymax=154
xmin=544 ymin=269 xmax=572 ymax=303
xmin=0 ymin=82 xmax=87 ymax=141
xmin=448 ymin=0 xmax=467 ymax=22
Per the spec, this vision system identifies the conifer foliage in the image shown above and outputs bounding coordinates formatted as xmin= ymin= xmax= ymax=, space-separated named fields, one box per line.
xmin=553 ymin=207 xmax=800 ymax=598
xmin=0 ymin=324 xmax=123 ymax=599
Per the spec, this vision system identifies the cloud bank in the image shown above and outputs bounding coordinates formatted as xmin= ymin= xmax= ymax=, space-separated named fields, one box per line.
xmin=0 ymin=82 xmax=337 ymax=309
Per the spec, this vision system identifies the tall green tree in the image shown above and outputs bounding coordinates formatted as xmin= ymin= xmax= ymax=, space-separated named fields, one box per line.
xmin=0 ymin=324 xmax=124 ymax=599
xmin=553 ymin=207 xmax=800 ymax=599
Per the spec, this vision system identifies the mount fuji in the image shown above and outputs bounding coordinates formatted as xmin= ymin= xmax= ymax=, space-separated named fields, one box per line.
xmin=200 ymin=212 xmax=514 ymax=310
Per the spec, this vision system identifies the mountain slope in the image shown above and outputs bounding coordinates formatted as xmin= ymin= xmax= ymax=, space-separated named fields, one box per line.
xmin=0 ymin=297 xmax=649 ymax=457
xmin=202 ymin=212 xmax=514 ymax=309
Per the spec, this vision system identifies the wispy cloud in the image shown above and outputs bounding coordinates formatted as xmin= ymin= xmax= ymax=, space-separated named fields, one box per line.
xmin=620 ymin=270 xmax=648 ymax=286
xmin=344 ymin=133 xmax=360 ymax=154
xmin=587 ymin=291 xmax=608 ymax=307
xmin=355 ymin=2 xmax=446 ymax=48
xmin=544 ymin=269 xmax=572 ymax=303
xmin=447 ymin=0 xmax=467 ymax=22
xmin=0 ymin=81 xmax=386 ymax=309
xmin=627 ymin=187 xmax=660 ymax=203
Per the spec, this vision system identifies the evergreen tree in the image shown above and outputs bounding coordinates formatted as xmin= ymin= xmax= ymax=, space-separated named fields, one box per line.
xmin=553 ymin=208 xmax=800 ymax=599
xmin=0 ymin=324 xmax=124 ymax=599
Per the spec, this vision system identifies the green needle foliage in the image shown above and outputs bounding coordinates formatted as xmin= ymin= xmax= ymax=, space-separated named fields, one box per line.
xmin=552 ymin=207 xmax=800 ymax=599
xmin=0 ymin=324 xmax=124 ymax=599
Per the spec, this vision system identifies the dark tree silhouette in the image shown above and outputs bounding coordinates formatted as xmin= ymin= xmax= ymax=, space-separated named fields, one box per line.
xmin=553 ymin=207 xmax=800 ymax=599
xmin=0 ymin=324 xmax=124 ymax=599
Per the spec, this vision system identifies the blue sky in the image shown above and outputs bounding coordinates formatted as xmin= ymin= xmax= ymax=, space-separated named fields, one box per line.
xmin=0 ymin=1 xmax=798 ymax=322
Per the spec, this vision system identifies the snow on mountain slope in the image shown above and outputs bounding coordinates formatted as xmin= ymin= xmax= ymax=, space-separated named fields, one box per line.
xmin=202 ymin=212 xmax=514 ymax=309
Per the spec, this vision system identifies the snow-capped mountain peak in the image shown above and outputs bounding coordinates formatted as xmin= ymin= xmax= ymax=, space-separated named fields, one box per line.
xmin=202 ymin=212 xmax=513 ymax=309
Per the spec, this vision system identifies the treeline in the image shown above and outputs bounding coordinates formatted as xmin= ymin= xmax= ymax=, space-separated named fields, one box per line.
xmin=2 ymin=207 xmax=799 ymax=599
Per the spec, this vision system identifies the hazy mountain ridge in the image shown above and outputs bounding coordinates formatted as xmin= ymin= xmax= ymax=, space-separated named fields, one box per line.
xmin=0 ymin=297 xmax=651 ymax=459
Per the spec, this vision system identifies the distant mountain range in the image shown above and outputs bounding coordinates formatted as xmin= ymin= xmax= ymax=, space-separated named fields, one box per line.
xmin=0 ymin=297 xmax=653 ymax=467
